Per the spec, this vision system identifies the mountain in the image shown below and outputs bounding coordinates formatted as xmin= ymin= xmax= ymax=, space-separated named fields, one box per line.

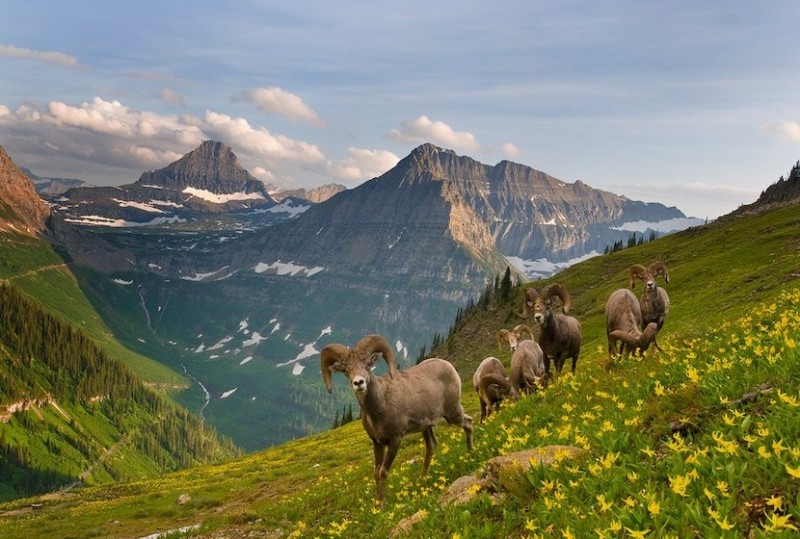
xmin=21 ymin=167 xmax=89 ymax=197
xmin=51 ymin=141 xmax=278 ymax=226
xmin=3 ymin=188 xmax=800 ymax=538
xmin=0 ymin=146 xmax=50 ymax=234
xmin=271 ymin=183 xmax=346 ymax=203
xmin=42 ymin=143 xmax=700 ymax=451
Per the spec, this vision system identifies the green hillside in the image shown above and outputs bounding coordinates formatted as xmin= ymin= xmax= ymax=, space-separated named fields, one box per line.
xmin=1 ymin=203 xmax=799 ymax=538
xmin=0 ymin=233 xmax=241 ymax=502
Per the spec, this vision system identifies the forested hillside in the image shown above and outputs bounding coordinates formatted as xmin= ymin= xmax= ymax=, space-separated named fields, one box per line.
xmin=0 ymin=283 xmax=240 ymax=501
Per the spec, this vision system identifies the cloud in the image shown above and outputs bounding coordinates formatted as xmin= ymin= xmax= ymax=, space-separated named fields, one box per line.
xmin=385 ymin=115 xmax=480 ymax=152
xmin=763 ymin=121 xmax=800 ymax=144
xmin=501 ymin=142 xmax=521 ymax=158
xmin=0 ymin=96 xmax=327 ymax=185
xmin=326 ymin=147 xmax=399 ymax=183
xmin=158 ymin=88 xmax=185 ymax=107
xmin=0 ymin=44 xmax=83 ymax=68
xmin=233 ymin=87 xmax=325 ymax=127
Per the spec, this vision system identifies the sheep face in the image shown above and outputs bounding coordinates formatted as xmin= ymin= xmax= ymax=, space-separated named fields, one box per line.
xmin=497 ymin=329 xmax=519 ymax=351
xmin=320 ymin=336 xmax=396 ymax=396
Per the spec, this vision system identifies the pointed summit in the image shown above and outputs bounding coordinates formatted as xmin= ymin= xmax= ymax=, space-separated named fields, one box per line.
xmin=0 ymin=146 xmax=50 ymax=234
xmin=136 ymin=140 xmax=267 ymax=195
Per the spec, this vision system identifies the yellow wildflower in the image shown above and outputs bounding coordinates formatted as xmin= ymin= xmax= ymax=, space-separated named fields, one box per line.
xmin=670 ymin=473 xmax=692 ymax=497
xmin=758 ymin=445 xmax=772 ymax=460
xmin=766 ymin=495 xmax=783 ymax=511
xmin=763 ymin=512 xmax=798 ymax=533
xmin=715 ymin=516 xmax=735 ymax=531
xmin=624 ymin=527 xmax=651 ymax=539
xmin=623 ymin=496 xmax=637 ymax=508
xmin=716 ymin=481 xmax=730 ymax=497
xmin=627 ymin=471 xmax=639 ymax=483
xmin=776 ymin=389 xmax=800 ymax=407
xmin=785 ymin=463 xmax=800 ymax=479
xmin=596 ymin=494 xmax=613 ymax=514
xmin=648 ymin=500 xmax=661 ymax=516
xmin=772 ymin=439 xmax=787 ymax=456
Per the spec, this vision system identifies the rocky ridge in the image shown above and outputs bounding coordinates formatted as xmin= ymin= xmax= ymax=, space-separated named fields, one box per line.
xmin=0 ymin=146 xmax=50 ymax=234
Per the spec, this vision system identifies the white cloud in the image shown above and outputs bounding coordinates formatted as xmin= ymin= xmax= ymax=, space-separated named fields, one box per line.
xmin=0 ymin=44 xmax=83 ymax=68
xmin=0 ymin=96 xmax=329 ymax=185
xmin=763 ymin=121 xmax=800 ymax=144
xmin=327 ymin=147 xmax=399 ymax=183
xmin=386 ymin=115 xmax=480 ymax=153
xmin=158 ymin=88 xmax=185 ymax=107
xmin=233 ymin=87 xmax=325 ymax=127
xmin=501 ymin=142 xmax=521 ymax=158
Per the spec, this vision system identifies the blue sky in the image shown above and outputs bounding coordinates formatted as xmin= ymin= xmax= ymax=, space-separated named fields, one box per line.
xmin=1 ymin=1 xmax=799 ymax=219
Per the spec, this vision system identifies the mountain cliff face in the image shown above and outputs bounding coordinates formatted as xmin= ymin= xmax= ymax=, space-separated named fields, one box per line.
xmin=271 ymin=183 xmax=346 ymax=203
xmin=52 ymin=141 xmax=277 ymax=225
xmin=0 ymin=146 xmax=50 ymax=234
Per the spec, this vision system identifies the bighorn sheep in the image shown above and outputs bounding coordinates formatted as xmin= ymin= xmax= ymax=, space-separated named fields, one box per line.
xmin=629 ymin=262 xmax=670 ymax=350
xmin=609 ymin=322 xmax=660 ymax=357
xmin=496 ymin=324 xmax=534 ymax=352
xmin=518 ymin=283 xmax=582 ymax=375
xmin=509 ymin=339 xmax=547 ymax=394
xmin=473 ymin=356 xmax=512 ymax=422
xmin=321 ymin=334 xmax=473 ymax=505
xmin=604 ymin=288 xmax=643 ymax=357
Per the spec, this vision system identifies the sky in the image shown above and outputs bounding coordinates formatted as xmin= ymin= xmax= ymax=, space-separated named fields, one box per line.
xmin=1 ymin=1 xmax=799 ymax=220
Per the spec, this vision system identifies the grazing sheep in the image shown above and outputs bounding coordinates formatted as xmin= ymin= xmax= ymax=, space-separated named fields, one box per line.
xmin=509 ymin=339 xmax=547 ymax=394
xmin=518 ymin=283 xmax=582 ymax=375
xmin=629 ymin=262 xmax=670 ymax=350
xmin=472 ymin=356 xmax=512 ymax=422
xmin=609 ymin=322 xmax=660 ymax=358
xmin=320 ymin=334 xmax=473 ymax=505
xmin=604 ymin=288 xmax=643 ymax=357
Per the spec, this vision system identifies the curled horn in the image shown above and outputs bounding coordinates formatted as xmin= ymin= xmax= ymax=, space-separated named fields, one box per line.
xmin=354 ymin=334 xmax=397 ymax=379
xmin=541 ymin=283 xmax=571 ymax=314
xmin=628 ymin=264 xmax=648 ymax=289
xmin=648 ymin=261 xmax=670 ymax=284
xmin=478 ymin=373 xmax=511 ymax=402
xmin=517 ymin=288 xmax=540 ymax=319
xmin=497 ymin=329 xmax=511 ymax=350
xmin=320 ymin=343 xmax=351 ymax=393
xmin=513 ymin=324 xmax=534 ymax=341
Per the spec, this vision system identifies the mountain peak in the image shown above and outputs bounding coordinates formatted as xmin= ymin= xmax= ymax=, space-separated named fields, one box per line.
xmin=0 ymin=146 xmax=50 ymax=233
xmin=136 ymin=140 xmax=265 ymax=195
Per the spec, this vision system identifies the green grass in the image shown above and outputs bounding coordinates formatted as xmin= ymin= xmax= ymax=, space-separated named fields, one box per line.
xmin=2 ymin=204 xmax=800 ymax=538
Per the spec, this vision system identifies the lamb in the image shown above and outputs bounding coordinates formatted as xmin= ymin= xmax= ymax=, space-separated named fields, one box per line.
xmin=604 ymin=288 xmax=643 ymax=357
xmin=509 ymin=339 xmax=547 ymax=394
xmin=472 ymin=356 xmax=512 ymax=422
xmin=320 ymin=334 xmax=473 ymax=505
xmin=629 ymin=262 xmax=670 ymax=350
xmin=609 ymin=322 xmax=660 ymax=357
xmin=518 ymin=283 xmax=581 ymax=375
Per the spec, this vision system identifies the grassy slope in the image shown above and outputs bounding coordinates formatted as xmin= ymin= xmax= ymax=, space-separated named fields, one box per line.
xmin=1 ymin=204 xmax=800 ymax=538
xmin=0 ymin=233 xmax=186 ymax=389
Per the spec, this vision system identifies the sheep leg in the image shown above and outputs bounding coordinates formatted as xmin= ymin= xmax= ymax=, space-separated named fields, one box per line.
xmin=371 ymin=438 xmax=386 ymax=490
xmin=570 ymin=354 xmax=578 ymax=374
xmin=375 ymin=438 xmax=402 ymax=505
xmin=421 ymin=427 xmax=437 ymax=475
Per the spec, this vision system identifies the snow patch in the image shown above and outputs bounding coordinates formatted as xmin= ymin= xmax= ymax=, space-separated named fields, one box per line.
xmin=292 ymin=363 xmax=306 ymax=375
xmin=209 ymin=335 xmax=233 ymax=351
xmin=220 ymin=388 xmax=238 ymax=399
xmin=180 ymin=266 xmax=230 ymax=282
xmin=239 ymin=356 xmax=253 ymax=366
xmin=183 ymin=186 xmax=265 ymax=204
xmin=242 ymin=331 xmax=266 ymax=347
xmin=254 ymin=260 xmax=326 ymax=277
xmin=112 ymin=198 xmax=166 ymax=213
xmin=267 ymin=199 xmax=311 ymax=217
xmin=64 ymin=215 xmax=186 ymax=227
xmin=112 ymin=278 xmax=133 ymax=285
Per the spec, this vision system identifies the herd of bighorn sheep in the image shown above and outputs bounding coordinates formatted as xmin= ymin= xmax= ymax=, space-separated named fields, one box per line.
xmin=321 ymin=261 xmax=670 ymax=505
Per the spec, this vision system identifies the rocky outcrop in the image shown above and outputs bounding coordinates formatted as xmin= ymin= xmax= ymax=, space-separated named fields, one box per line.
xmin=0 ymin=146 xmax=50 ymax=234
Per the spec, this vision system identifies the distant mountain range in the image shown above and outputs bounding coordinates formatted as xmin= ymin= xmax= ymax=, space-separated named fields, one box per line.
xmin=3 ymin=141 xmax=706 ymax=449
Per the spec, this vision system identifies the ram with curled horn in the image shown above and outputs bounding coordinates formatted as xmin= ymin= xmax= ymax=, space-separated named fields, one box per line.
xmin=517 ymin=283 xmax=581 ymax=376
xmin=628 ymin=261 xmax=670 ymax=350
xmin=320 ymin=334 xmax=473 ymax=506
